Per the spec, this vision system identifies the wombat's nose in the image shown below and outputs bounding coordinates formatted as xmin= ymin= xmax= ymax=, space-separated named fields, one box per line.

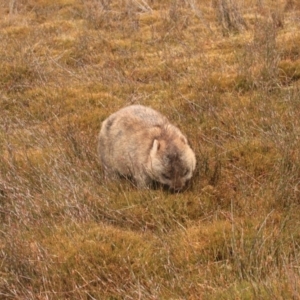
xmin=171 ymin=181 xmax=184 ymax=191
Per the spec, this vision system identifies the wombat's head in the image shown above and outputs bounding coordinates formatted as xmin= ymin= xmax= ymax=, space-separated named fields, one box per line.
xmin=147 ymin=135 xmax=196 ymax=191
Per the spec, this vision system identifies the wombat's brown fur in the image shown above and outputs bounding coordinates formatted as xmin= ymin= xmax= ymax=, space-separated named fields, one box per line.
xmin=98 ymin=105 xmax=196 ymax=190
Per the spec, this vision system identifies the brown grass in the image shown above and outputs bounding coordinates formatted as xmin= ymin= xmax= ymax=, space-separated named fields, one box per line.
xmin=1 ymin=0 xmax=300 ymax=299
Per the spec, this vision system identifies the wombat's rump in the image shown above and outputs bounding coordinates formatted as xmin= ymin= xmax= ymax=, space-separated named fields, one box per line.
xmin=98 ymin=105 xmax=196 ymax=190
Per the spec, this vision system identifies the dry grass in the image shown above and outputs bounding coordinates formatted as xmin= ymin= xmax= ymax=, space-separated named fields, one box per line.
xmin=1 ymin=0 xmax=300 ymax=299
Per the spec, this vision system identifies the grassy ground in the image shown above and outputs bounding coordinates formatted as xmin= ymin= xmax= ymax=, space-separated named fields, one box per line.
xmin=1 ymin=0 xmax=300 ymax=299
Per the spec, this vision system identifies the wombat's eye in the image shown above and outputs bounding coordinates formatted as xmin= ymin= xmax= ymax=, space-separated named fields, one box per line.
xmin=183 ymin=169 xmax=189 ymax=176
xmin=162 ymin=174 xmax=171 ymax=180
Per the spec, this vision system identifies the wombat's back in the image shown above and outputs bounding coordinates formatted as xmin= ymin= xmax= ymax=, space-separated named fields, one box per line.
xmin=109 ymin=105 xmax=167 ymax=127
xmin=98 ymin=105 xmax=166 ymax=181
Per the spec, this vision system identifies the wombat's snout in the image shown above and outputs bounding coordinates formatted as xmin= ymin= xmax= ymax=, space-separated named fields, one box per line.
xmin=169 ymin=177 xmax=186 ymax=192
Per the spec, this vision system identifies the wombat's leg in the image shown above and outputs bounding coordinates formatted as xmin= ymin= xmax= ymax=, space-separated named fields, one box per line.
xmin=134 ymin=173 xmax=152 ymax=189
xmin=102 ymin=164 xmax=118 ymax=181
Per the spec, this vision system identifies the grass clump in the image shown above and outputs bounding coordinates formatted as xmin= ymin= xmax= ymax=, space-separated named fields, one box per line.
xmin=213 ymin=0 xmax=248 ymax=36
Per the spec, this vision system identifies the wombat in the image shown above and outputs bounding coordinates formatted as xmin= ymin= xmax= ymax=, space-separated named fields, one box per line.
xmin=98 ymin=105 xmax=196 ymax=191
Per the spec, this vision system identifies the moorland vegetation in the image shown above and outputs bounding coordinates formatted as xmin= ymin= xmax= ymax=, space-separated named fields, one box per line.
xmin=1 ymin=0 xmax=300 ymax=298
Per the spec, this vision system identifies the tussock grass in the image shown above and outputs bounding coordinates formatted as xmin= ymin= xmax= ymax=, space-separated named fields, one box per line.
xmin=1 ymin=0 xmax=300 ymax=298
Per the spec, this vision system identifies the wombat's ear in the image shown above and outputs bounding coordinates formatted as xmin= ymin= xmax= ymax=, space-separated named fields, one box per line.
xmin=150 ymin=139 xmax=160 ymax=155
xmin=181 ymin=136 xmax=188 ymax=144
